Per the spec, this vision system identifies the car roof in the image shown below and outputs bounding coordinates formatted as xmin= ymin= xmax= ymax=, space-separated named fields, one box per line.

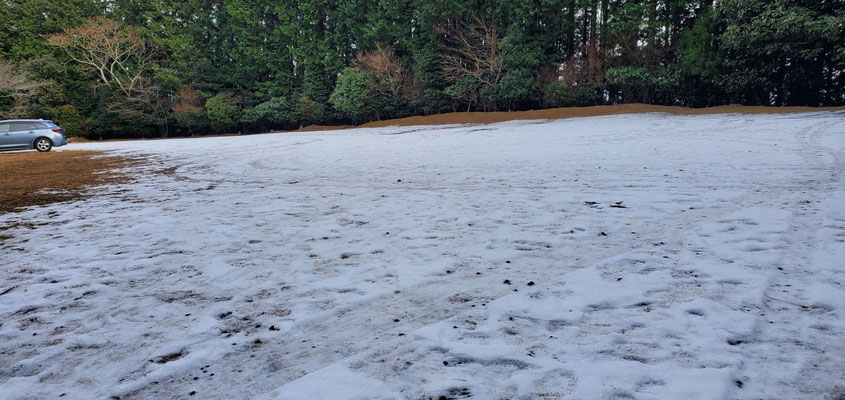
xmin=0 ymin=119 xmax=53 ymax=123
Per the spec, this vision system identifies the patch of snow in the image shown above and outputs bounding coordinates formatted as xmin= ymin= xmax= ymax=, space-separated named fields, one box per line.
xmin=1 ymin=111 xmax=844 ymax=399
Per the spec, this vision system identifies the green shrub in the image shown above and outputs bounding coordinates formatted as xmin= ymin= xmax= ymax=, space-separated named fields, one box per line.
xmin=297 ymin=94 xmax=326 ymax=126
xmin=205 ymin=93 xmax=240 ymax=131
xmin=544 ymin=82 xmax=576 ymax=107
xmin=574 ymin=83 xmax=603 ymax=106
xmin=544 ymin=82 xmax=603 ymax=108
xmin=421 ymin=89 xmax=451 ymax=115
xmin=606 ymin=67 xmax=678 ymax=103
xmin=491 ymin=69 xmax=541 ymax=110
xmin=330 ymin=68 xmax=381 ymax=124
xmin=243 ymin=96 xmax=299 ymax=129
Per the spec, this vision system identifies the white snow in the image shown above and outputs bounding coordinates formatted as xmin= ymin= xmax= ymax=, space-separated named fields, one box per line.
xmin=1 ymin=112 xmax=844 ymax=400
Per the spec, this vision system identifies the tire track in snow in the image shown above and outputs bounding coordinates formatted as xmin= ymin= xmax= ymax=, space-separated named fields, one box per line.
xmin=720 ymin=115 xmax=845 ymax=399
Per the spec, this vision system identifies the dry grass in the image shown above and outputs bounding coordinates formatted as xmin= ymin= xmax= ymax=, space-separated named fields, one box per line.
xmin=360 ymin=103 xmax=845 ymax=128
xmin=268 ymin=125 xmax=354 ymax=133
xmin=295 ymin=124 xmax=354 ymax=132
xmin=0 ymin=150 xmax=136 ymax=214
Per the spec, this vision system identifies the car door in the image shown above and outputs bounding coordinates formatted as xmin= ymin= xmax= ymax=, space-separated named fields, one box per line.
xmin=31 ymin=121 xmax=51 ymax=139
xmin=9 ymin=122 xmax=37 ymax=148
xmin=0 ymin=122 xmax=13 ymax=149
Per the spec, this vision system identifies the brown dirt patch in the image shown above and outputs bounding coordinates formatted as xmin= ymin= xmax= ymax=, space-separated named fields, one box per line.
xmin=0 ymin=150 xmax=137 ymax=214
xmin=268 ymin=125 xmax=354 ymax=133
xmin=295 ymin=124 xmax=355 ymax=132
xmin=359 ymin=103 xmax=845 ymax=128
xmin=154 ymin=166 xmax=179 ymax=175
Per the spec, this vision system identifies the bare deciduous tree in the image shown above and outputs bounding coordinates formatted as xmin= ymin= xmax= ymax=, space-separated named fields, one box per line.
xmin=173 ymin=86 xmax=202 ymax=114
xmin=355 ymin=44 xmax=409 ymax=101
xmin=556 ymin=43 xmax=606 ymax=88
xmin=47 ymin=17 xmax=152 ymax=97
xmin=47 ymin=17 xmax=176 ymax=137
xmin=437 ymin=17 xmax=503 ymax=110
xmin=0 ymin=60 xmax=43 ymax=119
xmin=0 ymin=60 xmax=42 ymax=98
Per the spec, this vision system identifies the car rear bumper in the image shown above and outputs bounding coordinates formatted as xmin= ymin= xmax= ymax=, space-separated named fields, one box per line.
xmin=48 ymin=135 xmax=67 ymax=147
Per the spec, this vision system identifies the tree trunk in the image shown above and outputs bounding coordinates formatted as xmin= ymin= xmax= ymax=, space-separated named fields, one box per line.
xmin=647 ymin=1 xmax=657 ymax=67
xmin=600 ymin=0 xmax=609 ymax=48
xmin=566 ymin=0 xmax=577 ymax=59
xmin=590 ymin=0 xmax=597 ymax=47
xmin=581 ymin=2 xmax=589 ymax=52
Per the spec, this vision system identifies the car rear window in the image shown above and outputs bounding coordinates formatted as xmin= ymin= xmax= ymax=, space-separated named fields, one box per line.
xmin=10 ymin=122 xmax=37 ymax=131
xmin=0 ymin=123 xmax=9 ymax=133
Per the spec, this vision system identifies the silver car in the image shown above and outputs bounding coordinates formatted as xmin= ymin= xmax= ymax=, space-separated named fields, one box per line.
xmin=0 ymin=119 xmax=68 ymax=152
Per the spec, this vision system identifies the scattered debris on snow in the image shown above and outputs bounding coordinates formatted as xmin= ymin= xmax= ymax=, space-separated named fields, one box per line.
xmin=1 ymin=112 xmax=844 ymax=399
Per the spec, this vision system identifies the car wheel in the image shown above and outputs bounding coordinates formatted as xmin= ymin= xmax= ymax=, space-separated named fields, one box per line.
xmin=35 ymin=138 xmax=52 ymax=152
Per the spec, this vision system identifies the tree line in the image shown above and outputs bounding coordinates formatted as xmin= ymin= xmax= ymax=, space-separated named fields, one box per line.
xmin=1 ymin=0 xmax=842 ymax=139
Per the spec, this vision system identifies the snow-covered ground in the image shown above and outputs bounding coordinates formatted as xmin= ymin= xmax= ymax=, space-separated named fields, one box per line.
xmin=1 ymin=112 xmax=844 ymax=400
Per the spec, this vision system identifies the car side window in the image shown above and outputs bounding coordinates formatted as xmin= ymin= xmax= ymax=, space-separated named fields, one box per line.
xmin=0 ymin=123 xmax=9 ymax=133
xmin=32 ymin=122 xmax=48 ymax=129
xmin=10 ymin=122 xmax=36 ymax=131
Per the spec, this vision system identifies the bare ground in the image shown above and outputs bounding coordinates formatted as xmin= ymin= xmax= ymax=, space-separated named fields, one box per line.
xmin=0 ymin=150 xmax=136 ymax=214
xmin=359 ymin=103 xmax=845 ymax=128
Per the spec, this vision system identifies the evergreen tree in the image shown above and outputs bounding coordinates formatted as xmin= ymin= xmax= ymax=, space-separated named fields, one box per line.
xmin=1 ymin=0 xmax=840 ymax=137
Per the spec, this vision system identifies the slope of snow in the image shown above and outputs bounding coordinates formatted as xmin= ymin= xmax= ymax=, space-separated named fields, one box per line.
xmin=1 ymin=112 xmax=843 ymax=400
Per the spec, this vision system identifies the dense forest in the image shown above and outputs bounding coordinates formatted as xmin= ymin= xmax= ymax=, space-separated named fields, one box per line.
xmin=0 ymin=0 xmax=843 ymax=138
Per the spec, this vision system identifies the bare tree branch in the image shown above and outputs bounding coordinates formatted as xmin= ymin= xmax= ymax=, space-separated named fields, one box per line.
xmin=47 ymin=17 xmax=152 ymax=98
xmin=0 ymin=60 xmax=43 ymax=98
xmin=355 ymin=44 xmax=410 ymax=101
xmin=436 ymin=17 xmax=503 ymax=109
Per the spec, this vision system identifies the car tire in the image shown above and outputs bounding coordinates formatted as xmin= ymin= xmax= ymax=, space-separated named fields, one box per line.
xmin=35 ymin=138 xmax=52 ymax=152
